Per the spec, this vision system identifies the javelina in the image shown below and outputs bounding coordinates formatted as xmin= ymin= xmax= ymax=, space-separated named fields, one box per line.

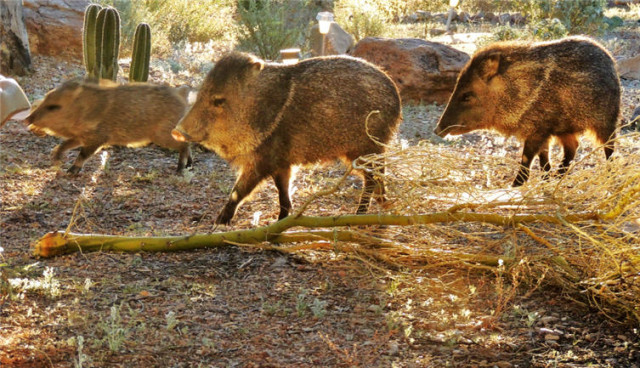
xmin=172 ymin=52 xmax=401 ymax=225
xmin=434 ymin=36 xmax=620 ymax=186
xmin=26 ymin=79 xmax=192 ymax=174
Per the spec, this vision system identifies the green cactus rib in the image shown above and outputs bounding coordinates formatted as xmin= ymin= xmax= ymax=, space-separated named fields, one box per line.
xmin=130 ymin=23 xmax=151 ymax=82
xmin=94 ymin=8 xmax=106 ymax=79
xmin=82 ymin=4 xmax=102 ymax=79
xmin=98 ymin=7 xmax=121 ymax=81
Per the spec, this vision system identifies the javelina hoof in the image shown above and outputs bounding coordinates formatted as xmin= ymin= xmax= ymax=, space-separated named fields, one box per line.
xmin=215 ymin=213 xmax=232 ymax=226
xmin=215 ymin=208 xmax=235 ymax=225
xmin=67 ymin=166 xmax=82 ymax=175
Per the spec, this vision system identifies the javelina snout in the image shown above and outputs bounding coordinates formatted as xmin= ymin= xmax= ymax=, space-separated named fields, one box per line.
xmin=434 ymin=36 xmax=620 ymax=186
xmin=27 ymin=79 xmax=192 ymax=175
xmin=174 ymin=52 xmax=402 ymax=225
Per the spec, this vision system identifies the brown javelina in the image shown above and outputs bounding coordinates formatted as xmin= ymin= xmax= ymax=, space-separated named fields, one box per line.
xmin=434 ymin=36 xmax=620 ymax=186
xmin=172 ymin=52 xmax=401 ymax=225
xmin=26 ymin=79 xmax=192 ymax=174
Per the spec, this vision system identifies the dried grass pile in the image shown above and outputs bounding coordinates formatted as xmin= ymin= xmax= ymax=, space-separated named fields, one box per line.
xmin=353 ymin=132 xmax=640 ymax=325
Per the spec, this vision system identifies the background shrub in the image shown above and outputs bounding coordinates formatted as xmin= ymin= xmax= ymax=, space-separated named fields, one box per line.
xmin=536 ymin=0 xmax=607 ymax=35
xmin=531 ymin=18 xmax=569 ymax=40
xmin=334 ymin=0 xmax=390 ymax=41
xmin=96 ymin=0 xmax=236 ymax=56
xmin=235 ymin=0 xmax=318 ymax=60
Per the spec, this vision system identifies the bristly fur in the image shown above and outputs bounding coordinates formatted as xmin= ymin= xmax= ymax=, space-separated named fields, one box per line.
xmin=435 ymin=36 xmax=620 ymax=186
xmin=26 ymin=79 xmax=191 ymax=174
xmin=175 ymin=51 xmax=402 ymax=224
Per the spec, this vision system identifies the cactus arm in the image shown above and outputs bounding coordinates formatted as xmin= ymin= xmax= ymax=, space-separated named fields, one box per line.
xmin=129 ymin=23 xmax=151 ymax=82
xmin=82 ymin=4 xmax=102 ymax=79
xmin=94 ymin=8 xmax=106 ymax=79
xmin=99 ymin=7 xmax=121 ymax=81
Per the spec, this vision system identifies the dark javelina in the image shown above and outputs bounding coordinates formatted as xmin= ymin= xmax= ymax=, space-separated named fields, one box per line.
xmin=434 ymin=36 xmax=620 ymax=186
xmin=26 ymin=79 xmax=192 ymax=174
xmin=172 ymin=52 xmax=402 ymax=225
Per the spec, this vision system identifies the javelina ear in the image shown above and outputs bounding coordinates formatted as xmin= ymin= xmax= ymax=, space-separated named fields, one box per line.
xmin=479 ymin=53 xmax=500 ymax=81
xmin=249 ymin=59 xmax=264 ymax=77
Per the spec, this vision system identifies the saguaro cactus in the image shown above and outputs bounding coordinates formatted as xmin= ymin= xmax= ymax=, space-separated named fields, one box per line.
xmin=97 ymin=7 xmax=120 ymax=81
xmin=82 ymin=4 xmax=102 ymax=78
xmin=129 ymin=23 xmax=151 ymax=82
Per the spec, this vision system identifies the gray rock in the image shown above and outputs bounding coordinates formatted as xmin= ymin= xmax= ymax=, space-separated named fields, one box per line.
xmin=309 ymin=22 xmax=354 ymax=56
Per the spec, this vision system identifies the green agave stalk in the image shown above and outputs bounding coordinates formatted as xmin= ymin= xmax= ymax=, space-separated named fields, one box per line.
xmin=129 ymin=23 xmax=151 ymax=82
xmin=82 ymin=4 xmax=102 ymax=79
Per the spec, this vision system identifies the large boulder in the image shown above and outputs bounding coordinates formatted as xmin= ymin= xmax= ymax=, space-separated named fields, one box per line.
xmin=23 ymin=0 xmax=89 ymax=61
xmin=349 ymin=37 xmax=470 ymax=105
xmin=618 ymin=54 xmax=640 ymax=80
xmin=309 ymin=22 xmax=354 ymax=56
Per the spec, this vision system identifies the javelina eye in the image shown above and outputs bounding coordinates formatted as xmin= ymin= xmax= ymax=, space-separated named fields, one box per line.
xmin=46 ymin=105 xmax=61 ymax=111
xmin=460 ymin=92 xmax=474 ymax=103
xmin=213 ymin=98 xmax=226 ymax=107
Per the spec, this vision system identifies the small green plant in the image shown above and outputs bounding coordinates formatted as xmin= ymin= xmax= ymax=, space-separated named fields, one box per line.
xmin=310 ymin=298 xmax=328 ymax=318
xmin=166 ymin=310 xmax=178 ymax=331
xmin=82 ymin=278 xmax=94 ymax=295
xmin=262 ymin=300 xmax=286 ymax=316
xmin=386 ymin=278 xmax=400 ymax=297
xmin=295 ymin=290 xmax=309 ymax=317
xmin=134 ymin=170 xmax=158 ymax=183
xmin=73 ymin=335 xmax=90 ymax=368
xmin=41 ymin=266 xmax=61 ymax=298
xmin=100 ymin=304 xmax=128 ymax=352
xmin=385 ymin=310 xmax=403 ymax=332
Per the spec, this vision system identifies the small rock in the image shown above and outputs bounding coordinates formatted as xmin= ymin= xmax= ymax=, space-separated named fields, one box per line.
xmin=540 ymin=316 xmax=559 ymax=325
xmin=402 ymin=14 xmax=418 ymax=24
xmin=498 ymin=13 xmax=512 ymax=25
xmin=270 ymin=257 xmax=288 ymax=268
xmin=457 ymin=11 xmax=470 ymax=23
xmin=367 ymin=304 xmax=381 ymax=312
xmin=494 ymin=361 xmax=513 ymax=368
xmin=539 ymin=327 xmax=563 ymax=335
xmin=484 ymin=12 xmax=497 ymax=23
xmin=416 ymin=10 xmax=429 ymax=22
xmin=388 ymin=340 xmax=399 ymax=356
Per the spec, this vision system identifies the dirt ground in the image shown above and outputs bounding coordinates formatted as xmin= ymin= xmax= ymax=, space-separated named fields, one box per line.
xmin=2 ymin=41 xmax=640 ymax=367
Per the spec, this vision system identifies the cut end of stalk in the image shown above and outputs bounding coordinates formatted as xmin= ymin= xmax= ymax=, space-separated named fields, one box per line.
xmin=33 ymin=231 xmax=73 ymax=258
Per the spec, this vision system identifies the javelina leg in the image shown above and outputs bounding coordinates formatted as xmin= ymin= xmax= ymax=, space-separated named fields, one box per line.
xmin=602 ymin=132 xmax=615 ymax=160
xmin=176 ymin=146 xmax=192 ymax=173
xmin=513 ymin=138 xmax=545 ymax=187
xmin=68 ymin=144 xmax=101 ymax=175
xmin=557 ymin=134 xmax=579 ymax=175
xmin=272 ymin=168 xmax=292 ymax=220
xmin=216 ymin=170 xmax=267 ymax=225
xmin=357 ymin=171 xmax=383 ymax=214
xmin=51 ymin=138 xmax=81 ymax=165
xmin=538 ymin=140 xmax=551 ymax=180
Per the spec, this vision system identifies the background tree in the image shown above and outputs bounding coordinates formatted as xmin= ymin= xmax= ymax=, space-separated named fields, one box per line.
xmin=0 ymin=0 xmax=31 ymax=76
